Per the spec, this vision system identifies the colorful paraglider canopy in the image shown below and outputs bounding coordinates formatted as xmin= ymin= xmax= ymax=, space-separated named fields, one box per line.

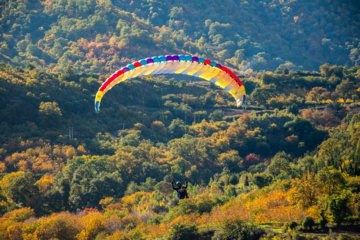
xmin=95 ymin=55 xmax=246 ymax=113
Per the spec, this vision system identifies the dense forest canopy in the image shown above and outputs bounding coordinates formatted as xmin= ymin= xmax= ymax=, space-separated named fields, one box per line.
xmin=1 ymin=62 xmax=360 ymax=239
xmin=1 ymin=0 xmax=360 ymax=73
xmin=1 ymin=0 xmax=360 ymax=239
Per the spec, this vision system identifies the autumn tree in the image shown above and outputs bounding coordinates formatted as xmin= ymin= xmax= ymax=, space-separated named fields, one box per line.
xmin=289 ymin=172 xmax=319 ymax=208
xmin=0 ymin=172 xmax=40 ymax=212
xmin=38 ymin=101 xmax=63 ymax=128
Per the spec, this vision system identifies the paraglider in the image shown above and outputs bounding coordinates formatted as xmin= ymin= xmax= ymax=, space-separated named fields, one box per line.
xmin=171 ymin=176 xmax=189 ymax=199
xmin=94 ymin=55 xmax=246 ymax=113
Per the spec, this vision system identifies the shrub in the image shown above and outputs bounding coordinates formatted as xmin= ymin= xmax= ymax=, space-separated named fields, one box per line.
xmin=34 ymin=215 xmax=80 ymax=240
xmin=214 ymin=218 xmax=265 ymax=240
xmin=150 ymin=203 xmax=168 ymax=214
xmin=344 ymin=216 xmax=359 ymax=225
xmin=289 ymin=221 xmax=298 ymax=230
xmin=302 ymin=217 xmax=315 ymax=230
xmin=337 ymin=234 xmax=355 ymax=240
xmin=356 ymin=200 xmax=360 ymax=217
xmin=77 ymin=217 xmax=106 ymax=240
xmin=2 ymin=207 xmax=35 ymax=222
xmin=147 ymin=215 xmax=164 ymax=225
xmin=329 ymin=193 xmax=352 ymax=225
xmin=7 ymin=222 xmax=23 ymax=240
xmin=252 ymin=173 xmax=272 ymax=188
xmin=319 ymin=209 xmax=328 ymax=229
xmin=287 ymin=104 xmax=299 ymax=115
xmin=166 ymin=223 xmax=199 ymax=240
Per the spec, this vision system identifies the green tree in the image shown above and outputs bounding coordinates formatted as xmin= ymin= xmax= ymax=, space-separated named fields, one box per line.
xmin=268 ymin=152 xmax=291 ymax=177
xmin=252 ymin=173 xmax=272 ymax=188
xmin=329 ymin=192 xmax=352 ymax=225
xmin=287 ymin=104 xmax=299 ymax=115
xmin=179 ymin=80 xmax=186 ymax=88
xmin=38 ymin=101 xmax=63 ymax=128
xmin=319 ymin=209 xmax=328 ymax=229
xmin=194 ymin=111 xmax=207 ymax=123
xmin=320 ymin=63 xmax=330 ymax=77
xmin=59 ymin=66 xmax=78 ymax=82
xmin=316 ymin=167 xmax=346 ymax=196
xmin=26 ymin=44 xmax=42 ymax=58
xmin=302 ymin=216 xmax=315 ymax=230
xmin=0 ymin=172 xmax=41 ymax=213
xmin=215 ymin=218 xmax=265 ymax=240
xmin=209 ymin=110 xmax=223 ymax=121
xmin=335 ymin=80 xmax=356 ymax=99
xmin=168 ymin=118 xmax=186 ymax=138
xmin=284 ymin=117 xmax=327 ymax=151
xmin=166 ymin=223 xmax=199 ymax=240
xmin=218 ymin=150 xmax=243 ymax=173
xmin=250 ymin=88 xmax=271 ymax=106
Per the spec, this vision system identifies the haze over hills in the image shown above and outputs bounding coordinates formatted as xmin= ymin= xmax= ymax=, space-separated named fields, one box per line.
xmin=1 ymin=0 xmax=360 ymax=73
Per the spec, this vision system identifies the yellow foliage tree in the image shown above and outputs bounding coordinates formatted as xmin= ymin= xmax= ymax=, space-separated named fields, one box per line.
xmin=0 ymin=162 xmax=6 ymax=173
xmin=288 ymin=172 xmax=319 ymax=209
xmin=34 ymin=212 xmax=81 ymax=240
xmin=35 ymin=175 xmax=54 ymax=194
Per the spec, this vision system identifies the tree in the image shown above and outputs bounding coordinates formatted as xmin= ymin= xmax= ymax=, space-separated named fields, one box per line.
xmin=209 ymin=110 xmax=223 ymax=121
xmin=68 ymin=163 xmax=124 ymax=210
xmin=169 ymin=6 xmax=184 ymax=19
xmin=39 ymin=101 xmax=62 ymax=116
xmin=250 ymin=88 xmax=270 ymax=106
xmin=168 ymin=119 xmax=186 ymax=138
xmin=319 ymin=209 xmax=328 ymax=229
xmin=38 ymin=101 xmax=63 ymax=128
xmin=26 ymin=44 xmax=42 ymax=58
xmin=261 ymin=73 xmax=277 ymax=85
xmin=77 ymin=215 xmax=106 ymax=240
xmin=215 ymin=218 xmax=265 ymax=240
xmin=59 ymin=66 xmax=78 ymax=82
xmin=287 ymin=104 xmax=299 ymax=115
xmin=284 ymin=117 xmax=327 ymax=151
xmin=306 ymin=87 xmax=327 ymax=102
xmin=166 ymin=223 xmax=199 ymax=240
xmin=151 ymin=121 xmax=167 ymax=142
xmin=302 ymin=217 xmax=315 ymax=230
xmin=243 ymin=154 xmax=260 ymax=169
xmin=179 ymin=80 xmax=186 ymax=88
xmin=316 ymin=167 xmax=346 ymax=196
xmin=218 ymin=150 xmax=243 ymax=172
xmin=88 ymin=172 xmax=124 ymax=206
xmin=289 ymin=222 xmax=298 ymax=230
xmin=0 ymin=172 xmax=41 ymax=212
xmin=194 ymin=111 xmax=207 ymax=123
xmin=268 ymin=152 xmax=291 ymax=177
xmin=320 ymin=63 xmax=330 ymax=77
xmin=329 ymin=192 xmax=352 ymax=225
xmin=168 ymin=79 xmax=177 ymax=86
xmin=2 ymin=207 xmax=35 ymax=222
xmin=289 ymin=172 xmax=319 ymax=208
xmin=335 ymin=80 xmax=356 ymax=99
xmin=252 ymin=173 xmax=272 ymax=188
xmin=34 ymin=213 xmax=81 ymax=240
xmin=121 ymin=131 xmax=140 ymax=147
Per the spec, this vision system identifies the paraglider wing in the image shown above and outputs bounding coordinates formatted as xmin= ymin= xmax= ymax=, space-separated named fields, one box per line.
xmin=95 ymin=55 xmax=246 ymax=113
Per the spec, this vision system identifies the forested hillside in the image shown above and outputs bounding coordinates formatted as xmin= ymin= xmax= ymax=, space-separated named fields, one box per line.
xmin=1 ymin=62 xmax=360 ymax=239
xmin=1 ymin=0 xmax=360 ymax=73
xmin=2 ymin=0 xmax=360 ymax=239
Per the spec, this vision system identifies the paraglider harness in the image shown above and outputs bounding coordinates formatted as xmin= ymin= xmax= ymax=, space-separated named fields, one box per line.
xmin=172 ymin=177 xmax=189 ymax=199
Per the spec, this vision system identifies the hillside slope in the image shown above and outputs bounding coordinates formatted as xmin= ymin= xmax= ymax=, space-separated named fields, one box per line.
xmin=1 ymin=0 xmax=360 ymax=73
